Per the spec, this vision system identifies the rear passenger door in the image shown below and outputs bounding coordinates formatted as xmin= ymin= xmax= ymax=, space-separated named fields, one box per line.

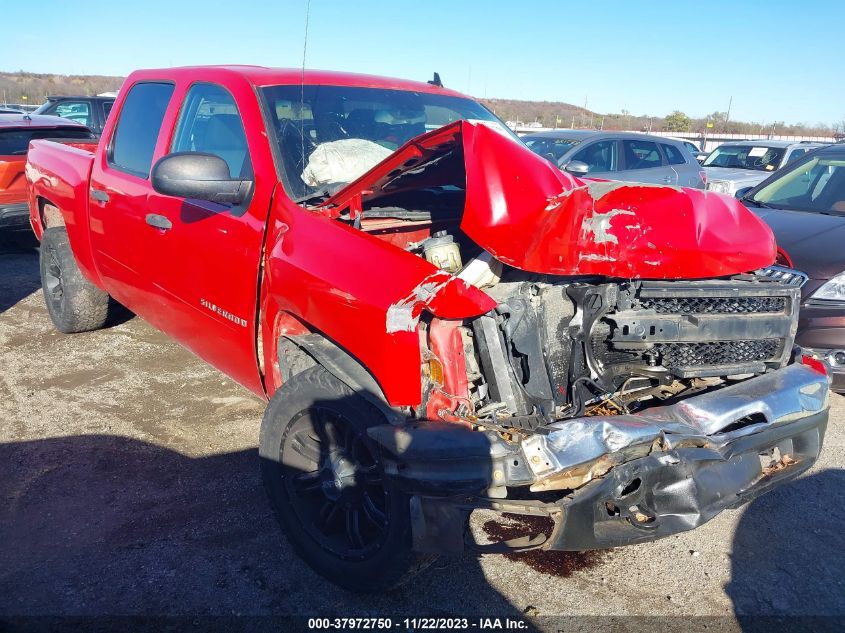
xmin=660 ymin=142 xmax=699 ymax=187
xmin=618 ymin=139 xmax=674 ymax=184
xmin=89 ymin=81 xmax=176 ymax=312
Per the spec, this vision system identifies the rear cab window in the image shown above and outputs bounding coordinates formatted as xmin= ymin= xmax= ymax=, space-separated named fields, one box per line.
xmin=108 ymin=82 xmax=175 ymax=178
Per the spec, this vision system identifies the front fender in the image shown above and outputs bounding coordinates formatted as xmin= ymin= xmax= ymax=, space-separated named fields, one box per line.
xmin=259 ymin=197 xmax=495 ymax=406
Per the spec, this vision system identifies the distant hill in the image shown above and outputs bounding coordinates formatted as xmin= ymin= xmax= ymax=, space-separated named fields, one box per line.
xmin=481 ymin=97 xmax=595 ymax=128
xmin=1 ymin=70 xmax=835 ymax=137
xmin=0 ymin=71 xmax=124 ymax=106
xmin=480 ymin=96 xmax=836 ymax=137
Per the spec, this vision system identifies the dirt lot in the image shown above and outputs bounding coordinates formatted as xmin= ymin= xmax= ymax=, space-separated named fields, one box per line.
xmin=1 ymin=236 xmax=843 ymax=629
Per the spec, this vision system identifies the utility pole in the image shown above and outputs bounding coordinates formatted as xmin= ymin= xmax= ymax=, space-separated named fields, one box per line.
xmin=725 ymin=96 xmax=733 ymax=132
xmin=583 ymin=95 xmax=588 ymax=129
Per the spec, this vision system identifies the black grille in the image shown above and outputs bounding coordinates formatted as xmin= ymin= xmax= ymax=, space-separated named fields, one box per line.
xmin=639 ymin=296 xmax=786 ymax=314
xmin=655 ymin=339 xmax=780 ymax=368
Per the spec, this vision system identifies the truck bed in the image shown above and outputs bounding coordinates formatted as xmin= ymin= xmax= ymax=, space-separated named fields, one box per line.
xmin=26 ymin=138 xmax=98 ymax=242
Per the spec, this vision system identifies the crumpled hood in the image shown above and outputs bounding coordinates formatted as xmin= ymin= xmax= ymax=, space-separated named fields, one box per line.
xmin=322 ymin=120 xmax=776 ymax=279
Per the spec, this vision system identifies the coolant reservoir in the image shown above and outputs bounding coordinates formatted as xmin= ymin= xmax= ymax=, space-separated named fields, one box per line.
xmin=423 ymin=231 xmax=462 ymax=273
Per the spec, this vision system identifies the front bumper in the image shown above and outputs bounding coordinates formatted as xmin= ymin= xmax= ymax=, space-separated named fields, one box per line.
xmin=0 ymin=202 xmax=31 ymax=230
xmin=370 ymin=364 xmax=829 ymax=553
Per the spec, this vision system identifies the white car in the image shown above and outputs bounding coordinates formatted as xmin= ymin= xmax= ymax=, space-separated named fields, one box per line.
xmin=704 ymin=140 xmax=825 ymax=195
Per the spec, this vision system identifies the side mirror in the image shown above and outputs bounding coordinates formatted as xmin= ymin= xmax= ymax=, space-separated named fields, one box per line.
xmin=563 ymin=160 xmax=590 ymax=176
xmin=735 ymin=186 xmax=753 ymax=200
xmin=152 ymin=152 xmax=252 ymax=205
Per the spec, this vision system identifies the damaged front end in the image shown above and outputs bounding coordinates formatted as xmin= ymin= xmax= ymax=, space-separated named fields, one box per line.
xmin=300 ymin=118 xmax=830 ymax=554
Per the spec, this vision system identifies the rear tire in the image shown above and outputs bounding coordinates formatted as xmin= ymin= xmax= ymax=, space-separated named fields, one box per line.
xmin=39 ymin=227 xmax=109 ymax=333
xmin=259 ymin=366 xmax=433 ymax=592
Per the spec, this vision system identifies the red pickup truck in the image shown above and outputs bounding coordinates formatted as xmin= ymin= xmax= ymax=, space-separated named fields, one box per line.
xmin=25 ymin=66 xmax=830 ymax=592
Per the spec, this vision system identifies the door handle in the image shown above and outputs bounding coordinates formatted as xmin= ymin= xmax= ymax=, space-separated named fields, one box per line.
xmin=90 ymin=188 xmax=109 ymax=203
xmin=145 ymin=214 xmax=172 ymax=231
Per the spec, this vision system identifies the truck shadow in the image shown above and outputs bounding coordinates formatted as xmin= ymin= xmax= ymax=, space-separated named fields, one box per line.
xmin=726 ymin=468 xmax=845 ymax=628
xmin=0 ymin=236 xmax=40 ymax=314
xmin=0 ymin=233 xmax=134 ymax=325
xmin=0 ymin=433 xmax=535 ymax=622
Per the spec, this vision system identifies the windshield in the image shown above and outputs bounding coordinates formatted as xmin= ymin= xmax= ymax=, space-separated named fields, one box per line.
xmin=747 ymin=154 xmax=845 ymax=214
xmin=703 ymin=144 xmax=785 ymax=172
xmin=523 ymin=137 xmax=581 ymax=163
xmin=0 ymin=127 xmax=94 ymax=155
xmin=260 ymin=85 xmax=512 ymax=199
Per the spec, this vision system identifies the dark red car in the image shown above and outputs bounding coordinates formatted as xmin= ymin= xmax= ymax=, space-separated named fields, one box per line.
xmin=24 ymin=66 xmax=830 ymax=592
xmin=738 ymin=142 xmax=845 ymax=392
xmin=0 ymin=114 xmax=94 ymax=232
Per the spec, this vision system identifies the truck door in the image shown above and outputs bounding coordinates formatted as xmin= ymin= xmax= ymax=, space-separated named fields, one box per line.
xmin=88 ymin=81 xmax=177 ymax=314
xmin=135 ymin=82 xmax=273 ymax=394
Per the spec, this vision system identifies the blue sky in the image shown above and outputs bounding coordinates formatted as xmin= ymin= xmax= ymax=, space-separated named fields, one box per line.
xmin=4 ymin=0 xmax=843 ymax=126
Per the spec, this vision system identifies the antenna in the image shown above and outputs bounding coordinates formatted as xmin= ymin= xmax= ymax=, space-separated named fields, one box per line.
xmin=300 ymin=0 xmax=311 ymax=177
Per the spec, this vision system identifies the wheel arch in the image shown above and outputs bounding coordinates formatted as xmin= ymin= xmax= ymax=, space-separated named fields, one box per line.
xmin=276 ymin=330 xmax=405 ymax=425
xmin=37 ymin=196 xmax=67 ymax=230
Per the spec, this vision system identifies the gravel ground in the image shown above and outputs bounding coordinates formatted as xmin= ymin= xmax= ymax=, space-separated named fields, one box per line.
xmin=1 ymin=237 xmax=843 ymax=630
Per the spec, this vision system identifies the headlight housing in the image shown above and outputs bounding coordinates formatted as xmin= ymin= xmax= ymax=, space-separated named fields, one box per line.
xmin=811 ymin=272 xmax=845 ymax=302
xmin=707 ymin=180 xmax=733 ymax=194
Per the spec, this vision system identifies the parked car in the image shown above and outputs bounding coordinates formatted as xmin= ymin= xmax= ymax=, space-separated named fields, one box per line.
xmin=25 ymin=65 xmax=829 ymax=592
xmin=737 ymin=142 xmax=845 ymax=391
xmin=32 ymin=95 xmax=116 ymax=136
xmin=523 ymin=130 xmax=706 ymax=187
xmin=704 ymin=140 xmax=825 ymax=195
xmin=0 ymin=107 xmax=24 ymax=115
xmin=675 ymin=138 xmax=709 ymax=163
xmin=0 ymin=114 xmax=94 ymax=232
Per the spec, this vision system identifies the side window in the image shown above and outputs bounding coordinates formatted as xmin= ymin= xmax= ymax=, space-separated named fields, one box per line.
xmin=102 ymin=101 xmax=113 ymax=120
xmin=661 ymin=143 xmax=686 ymax=165
xmin=109 ymin=82 xmax=175 ymax=178
xmin=623 ymin=140 xmax=662 ymax=170
xmin=53 ymin=101 xmax=92 ymax=128
xmin=571 ymin=140 xmax=617 ymax=172
xmin=171 ymin=83 xmax=250 ymax=179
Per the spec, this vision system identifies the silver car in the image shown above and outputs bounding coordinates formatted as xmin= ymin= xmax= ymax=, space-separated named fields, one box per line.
xmin=522 ymin=130 xmax=706 ymax=188
xmin=704 ymin=140 xmax=825 ymax=196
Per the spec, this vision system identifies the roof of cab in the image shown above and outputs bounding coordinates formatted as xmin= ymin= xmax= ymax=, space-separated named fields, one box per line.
xmin=125 ymin=65 xmax=469 ymax=98
xmin=0 ymin=114 xmax=92 ymax=129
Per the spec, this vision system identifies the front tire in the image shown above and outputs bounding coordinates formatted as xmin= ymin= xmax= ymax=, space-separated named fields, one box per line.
xmin=39 ymin=227 xmax=109 ymax=333
xmin=259 ymin=366 xmax=432 ymax=592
